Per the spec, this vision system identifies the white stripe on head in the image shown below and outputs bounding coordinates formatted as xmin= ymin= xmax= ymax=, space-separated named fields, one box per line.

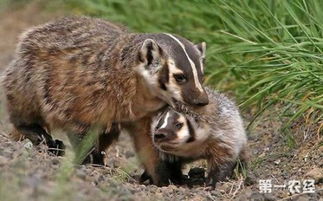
xmin=164 ymin=33 xmax=204 ymax=92
xmin=160 ymin=111 xmax=171 ymax=129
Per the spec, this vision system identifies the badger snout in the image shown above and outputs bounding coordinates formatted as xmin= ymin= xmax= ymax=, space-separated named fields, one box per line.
xmin=192 ymin=93 xmax=209 ymax=106
xmin=154 ymin=129 xmax=175 ymax=142
xmin=183 ymin=89 xmax=209 ymax=107
xmin=154 ymin=132 xmax=167 ymax=140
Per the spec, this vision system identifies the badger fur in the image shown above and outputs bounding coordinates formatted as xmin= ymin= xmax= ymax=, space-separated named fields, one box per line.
xmin=147 ymin=87 xmax=248 ymax=186
xmin=2 ymin=16 xmax=209 ymax=185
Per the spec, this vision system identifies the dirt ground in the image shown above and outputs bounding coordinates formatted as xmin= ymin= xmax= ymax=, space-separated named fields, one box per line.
xmin=0 ymin=2 xmax=322 ymax=201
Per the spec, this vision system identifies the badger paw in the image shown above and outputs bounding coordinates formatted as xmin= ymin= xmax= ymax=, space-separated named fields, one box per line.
xmin=48 ymin=139 xmax=65 ymax=156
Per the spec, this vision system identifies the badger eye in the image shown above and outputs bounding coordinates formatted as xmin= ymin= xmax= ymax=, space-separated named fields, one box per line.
xmin=173 ymin=74 xmax=187 ymax=84
xmin=175 ymin=122 xmax=183 ymax=129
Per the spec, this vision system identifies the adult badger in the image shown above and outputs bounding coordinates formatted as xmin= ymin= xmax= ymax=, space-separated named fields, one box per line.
xmin=3 ymin=16 xmax=209 ymax=186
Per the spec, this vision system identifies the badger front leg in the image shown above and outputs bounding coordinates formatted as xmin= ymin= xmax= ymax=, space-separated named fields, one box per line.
xmin=206 ymin=158 xmax=236 ymax=187
xmin=127 ymin=116 xmax=172 ymax=186
xmin=11 ymin=123 xmax=65 ymax=156
xmin=140 ymin=159 xmax=183 ymax=185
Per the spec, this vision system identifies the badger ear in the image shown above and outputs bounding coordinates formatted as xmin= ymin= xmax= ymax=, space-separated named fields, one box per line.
xmin=195 ymin=42 xmax=206 ymax=58
xmin=138 ymin=39 xmax=163 ymax=68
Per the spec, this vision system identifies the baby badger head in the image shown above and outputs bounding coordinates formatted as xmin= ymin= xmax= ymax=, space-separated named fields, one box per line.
xmin=136 ymin=33 xmax=209 ymax=107
xmin=152 ymin=107 xmax=209 ymax=157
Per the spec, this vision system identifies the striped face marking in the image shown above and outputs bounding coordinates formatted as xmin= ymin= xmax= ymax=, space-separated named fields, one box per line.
xmin=159 ymin=111 xmax=171 ymax=129
xmin=154 ymin=110 xmax=190 ymax=144
xmin=153 ymin=110 xmax=210 ymax=157
xmin=164 ymin=33 xmax=204 ymax=93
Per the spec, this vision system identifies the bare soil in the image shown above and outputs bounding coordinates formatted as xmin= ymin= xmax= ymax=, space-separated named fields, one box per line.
xmin=0 ymin=2 xmax=322 ymax=201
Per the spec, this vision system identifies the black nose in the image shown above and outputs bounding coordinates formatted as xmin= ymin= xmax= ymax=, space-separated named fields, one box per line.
xmin=193 ymin=97 xmax=209 ymax=106
xmin=154 ymin=129 xmax=173 ymax=142
xmin=195 ymin=101 xmax=208 ymax=106
xmin=154 ymin=132 xmax=167 ymax=140
xmin=191 ymin=91 xmax=209 ymax=106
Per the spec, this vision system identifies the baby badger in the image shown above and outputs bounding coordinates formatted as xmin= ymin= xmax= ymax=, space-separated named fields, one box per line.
xmin=3 ymin=16 xmax=209 ymax=180
xmin=147 ymin=87 xmax=248 ymax=187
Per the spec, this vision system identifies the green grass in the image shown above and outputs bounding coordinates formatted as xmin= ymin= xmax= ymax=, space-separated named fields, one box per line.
xmin=61 ymin=0 xmax=323 ymax=130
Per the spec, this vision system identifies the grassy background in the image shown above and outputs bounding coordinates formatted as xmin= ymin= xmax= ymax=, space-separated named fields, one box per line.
xmin=0 ymin=1 xmax=322 ymax=200
xmin=58 ymin=0 xmax=323 ymax=131
xmin=4 ymin=0 xmax=322 ymax=130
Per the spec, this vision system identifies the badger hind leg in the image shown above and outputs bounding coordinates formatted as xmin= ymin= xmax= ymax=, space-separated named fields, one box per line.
xmin=69 ymin=123 xmax=120 ymax=165
xmin=12 ymin=123 xmax=65 ymax=156
xmin=206 ymin=160 xmax=236 ymax=187
xmin=84 ymin=123 xmax=120 ymax=165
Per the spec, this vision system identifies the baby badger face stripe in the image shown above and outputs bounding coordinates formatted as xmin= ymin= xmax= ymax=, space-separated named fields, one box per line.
xmin=153 ymin=110 xmax=191 ymax=151
xmin=136 ymin=34 xmax=209 ymax=108
xmin=152 ymin=108 xmax=208 ymax=157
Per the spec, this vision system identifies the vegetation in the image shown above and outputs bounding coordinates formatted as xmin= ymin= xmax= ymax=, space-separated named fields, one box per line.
xmin=63 ymin=0 xmax=323 ymax=131
xmin=0 ymin=1 xmax=322 ymax=200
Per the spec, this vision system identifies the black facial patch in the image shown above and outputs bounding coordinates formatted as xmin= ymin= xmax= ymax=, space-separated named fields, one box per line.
xmin=186 ymin=118 xmax=195 ymax=143
xmin=156 ymin=34 xmax=207 ymax=105
xmin=152 ymin=34 xmax=203 ymax=79
xmin=170 ymin=36 xmax=203 ymax=82
xmin=158 ymin=62 xmax=169 ymax=91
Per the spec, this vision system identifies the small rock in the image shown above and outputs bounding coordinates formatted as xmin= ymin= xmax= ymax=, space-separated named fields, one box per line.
xmin=305 ymin=167 xmax=323 ymax=184
xmin=24 ymin=141 xmax=33 ymax=149
xmin=318 ymin=145 xmax=323 ymax=153
xmin=142 ymin=179 xmax=150 ymax=185
xmin=274 ymin=159 xmax=281 ymax=165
